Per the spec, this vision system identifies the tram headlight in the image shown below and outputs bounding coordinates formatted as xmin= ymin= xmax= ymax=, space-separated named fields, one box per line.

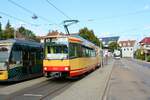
xmin=64 ymin=67 xmax=69 ymax=71
xmin=44 ymin=67 xmax=47 ymax=71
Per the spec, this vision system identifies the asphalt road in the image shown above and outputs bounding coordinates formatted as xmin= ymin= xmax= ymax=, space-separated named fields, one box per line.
xmin=0 ymin=82 xmax=19 ymax=89
xmin=130 ymin=59 xmax=150 ymax=69
xmin=107 ymin=58 xmax=150 ymax=100
xmin=0 ymin=78 xmax=74 ymax=100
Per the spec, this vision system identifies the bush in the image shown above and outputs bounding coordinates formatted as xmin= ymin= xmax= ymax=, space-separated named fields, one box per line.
xmin=135 ymin=49 xmax=145 ymax=60
xmin=147 ymin=55 xmax=150 ymax=62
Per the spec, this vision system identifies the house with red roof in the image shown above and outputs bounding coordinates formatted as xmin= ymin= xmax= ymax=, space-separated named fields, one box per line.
xmin=139 ymin=37 xmax=150 ymax=60
xmin=140 ymin=37 xmax=150 ymax=45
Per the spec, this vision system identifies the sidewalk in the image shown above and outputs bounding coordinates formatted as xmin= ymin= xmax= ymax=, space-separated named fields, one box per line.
xmin=52 ymin=59 xmax=114 ymax=100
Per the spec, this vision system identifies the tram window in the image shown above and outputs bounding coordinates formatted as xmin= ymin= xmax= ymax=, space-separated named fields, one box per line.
xmin=82 ymin=46 xmax=92 ymax=57
xmin=82 ymin=47 xmax=86 ymax=57
xmin=55 ymin=46 xmax=61 ymax=53
xmin=89 ymin=50 xmax=92 ymax=57
xmin=69 ymin=43 xmax=77 ymax=58
xmin=76 ymin=44 xmax=82 ymax=57
xmin=29 ymin=52 xmax=36 ymax=66
xmin=10 ymin=50 xmax=22 ymax=68
xmin=69 ymin=44 xmax=74 ymax=57
xmin=85 ymin=49 xmax=89 ymax=57
xmin=36 ymin=50 xmax=43 ymax=60
xmin=12 ymin=51 xmax=22 ymax=62
xmin=63 ymin=46 xmax=68 ymax=53
xmin=0 ymin=47 xmax=8 ymax=51
xmin=47 ymin=45 xmax=68 ymax=54
xmin=47 ymin=46 xmax=51 ymax=53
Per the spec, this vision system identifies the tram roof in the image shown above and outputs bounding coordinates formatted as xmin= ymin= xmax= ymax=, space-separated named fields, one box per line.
xmin=70 ymin=34 xmax=99 ymax=49
xmin=0 ymin=39 xmax=42 ymax=47
xmin=42 ymin=34 xmax=99 ymax=49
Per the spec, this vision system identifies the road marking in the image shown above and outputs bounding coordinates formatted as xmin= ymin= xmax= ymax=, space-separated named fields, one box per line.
xmin=23 ymin=94 xmax=43 ymax=97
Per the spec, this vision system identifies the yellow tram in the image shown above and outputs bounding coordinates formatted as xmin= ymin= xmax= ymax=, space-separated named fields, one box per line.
xmin=43 ymin=34 xmax=101 ymax=78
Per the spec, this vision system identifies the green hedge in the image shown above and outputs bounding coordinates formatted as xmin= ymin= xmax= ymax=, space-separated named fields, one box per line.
xmin=135 ymin=49 xmax=145 ymax=60
xmin=147 ymin=55 xmax=150 ymax=62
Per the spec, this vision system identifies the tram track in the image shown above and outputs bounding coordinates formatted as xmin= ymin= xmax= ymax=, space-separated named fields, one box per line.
xmin=39 ymin=81 xmax=72 ymax=100
xmin=8 ymin=78 xmax=74 ymax=100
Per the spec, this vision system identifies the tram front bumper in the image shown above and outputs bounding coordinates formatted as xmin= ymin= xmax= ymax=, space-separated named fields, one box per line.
xmin=0 ymin=71 xmax=8 ymax=80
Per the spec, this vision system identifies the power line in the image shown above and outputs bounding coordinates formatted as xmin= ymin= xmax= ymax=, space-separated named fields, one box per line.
xmin=0 ymin=11 xmax=39 ymax=26
xmin=8 ymin=0 xmax=51 ymax=22
xmin=8 ymin=0 xmax=34 ymax=14
xmin=46 ymin=0 xmax=72 ymax=20
xmin=8 ymin=0 xmax=62 ymax=28
xmin=46 ymin=0 xmax=82 ymax=33
xmin=83 ymin=9 xmax=150 ymax=23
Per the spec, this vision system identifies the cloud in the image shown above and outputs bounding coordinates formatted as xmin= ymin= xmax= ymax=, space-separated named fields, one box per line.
xmin=144 ymin=5 xmax=149 ymax=10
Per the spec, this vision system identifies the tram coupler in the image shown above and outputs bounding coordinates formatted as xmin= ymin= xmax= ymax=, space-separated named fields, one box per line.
xmin=50 ymin=72 xmax=62 ymax=78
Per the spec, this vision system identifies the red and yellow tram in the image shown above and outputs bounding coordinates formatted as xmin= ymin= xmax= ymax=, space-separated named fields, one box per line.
xmin=43 ymin=34 xmax=101 ymax=78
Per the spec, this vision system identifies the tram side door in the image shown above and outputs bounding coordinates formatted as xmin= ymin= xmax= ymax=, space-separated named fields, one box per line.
xmin=22 ymin=51 xmax=29 ymax=74
xmin=28 ymin=51 xmax=36 ymax=74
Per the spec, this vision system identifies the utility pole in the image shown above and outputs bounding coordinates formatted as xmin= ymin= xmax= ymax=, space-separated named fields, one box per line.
xmin=14 ymin=30 xmax=16 ymax=39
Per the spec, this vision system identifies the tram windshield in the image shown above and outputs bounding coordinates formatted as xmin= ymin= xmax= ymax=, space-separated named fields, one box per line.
xmin=0 ymin=44 xmax=12 ymax=70
xmin=46 ymin=45 xmax=68 ymax=59
xmin=45 ymin=37 xmax=68 ymax=59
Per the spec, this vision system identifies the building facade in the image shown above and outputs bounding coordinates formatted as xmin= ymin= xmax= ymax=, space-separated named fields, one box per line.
xmin=139 ymin=37 xmax=150 ymax=60
xmin=119 ymin=40 xmax=136 ymax=58
xmin=99 ymin=36 xmax=120 ymax=48
xmin=99 ymin=36 xmax=120 ymax=57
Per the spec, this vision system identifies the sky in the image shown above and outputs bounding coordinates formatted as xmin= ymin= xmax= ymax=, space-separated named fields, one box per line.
xmin=0 ymin=0 xmax=150 ymax=41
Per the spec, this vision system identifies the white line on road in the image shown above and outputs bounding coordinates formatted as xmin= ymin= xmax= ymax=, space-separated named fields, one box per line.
xmin=23 ymin=94 xmax=43 ymax=97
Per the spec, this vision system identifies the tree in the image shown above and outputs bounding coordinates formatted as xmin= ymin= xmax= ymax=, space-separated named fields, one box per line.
xmin=108 ymin=42 xmax=120 ymax=52
xmin=0 ymin=22 xmax=2 ymax=39
xmin=3 ymin=20 xmax=14 ymax=39
xmin=79 ymin=27 xmax=101 ymax=47
xmin=17 ymin=26 xmax=37 ymax=40
xmin=0 ymin=21 xmax=39 ymax=41
xmin=47 ymin=30 xmax=64 ymax=36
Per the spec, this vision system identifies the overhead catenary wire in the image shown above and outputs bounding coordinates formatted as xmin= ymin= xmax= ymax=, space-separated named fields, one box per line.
xmin=0 ymin=11 xmax=39 ymax=26
xmin=83 ymin=9 xmax=150 ymax=23
xmin=46 ymin=0 xmax=72 ymax=20
xmin=8 ymin=0 xmax=62 ymax=28
xmin=46 ymin=0 xmax=82 ymax=31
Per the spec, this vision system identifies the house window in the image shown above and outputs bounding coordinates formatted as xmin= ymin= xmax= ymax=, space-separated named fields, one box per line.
xmin=123 ymin=43 xmax=126 ymax=46
xmin=128 ymin=43 xmax=130 ymax=46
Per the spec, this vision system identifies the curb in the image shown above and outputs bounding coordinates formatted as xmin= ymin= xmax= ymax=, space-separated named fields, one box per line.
xmin=101 ymin=59 xmax=115 ymax=100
